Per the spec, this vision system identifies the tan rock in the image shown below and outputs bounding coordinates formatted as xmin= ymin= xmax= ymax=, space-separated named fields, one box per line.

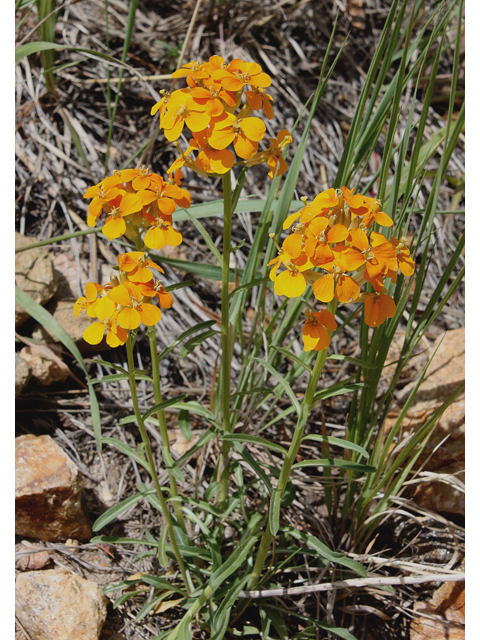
xmin=15 ymin=352 xmax=31 ymax=397
xmin=15 ymin=232 xmax=57 ymax=327
xmin=385 ymin=329 xmax=465 ymax=517
xmin=15 ymin=568 xmax=108 ymax=640
xmin=19 ymin=345 xmax=69 ymax=386
xmin=414 ymin=462 xmax=465 ymax=517
xmin=410 ymin=581 xmax=465 ymax=640
xmin=397 ymin=328 xmax=464 ymax=405
xmin=15 ymin=542 xmax=52 ymax=571
xmin=15 ymin=434 xmax=92 ymax=541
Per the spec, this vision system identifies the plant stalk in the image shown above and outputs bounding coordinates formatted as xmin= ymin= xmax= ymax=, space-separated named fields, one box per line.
xmin=147 ymin=326 xmax=188 ymax=536
xmin=217 ymin=170 xmax=234 ymax=507
xmin=246 ymin=317 xmax=332 ymax=591
xmin=125 ymin=334 xmax=190 ymax=594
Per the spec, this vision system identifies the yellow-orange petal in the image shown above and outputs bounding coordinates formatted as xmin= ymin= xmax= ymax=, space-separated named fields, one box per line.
xmin=95 ymin=297 xmax=116 ymax=321
xmin=85 ymin=282 xmax=99 ymax=302
xmin=326 ymin=223 xmax=349 ymax=244
xmin=379 ymin=294 xmax=396 ymax=318
xmin=102 ymin=217 xmax=126 ymax=240
xmin=348 ymin=228 xmax=369 ymax=252
xmin=108 ymin=284 xmax=132 ymax=307
xmin=83 ymin=322 xmax=106 ymax=345
xmin=317 ymin=309 xmax=338 ymax=332
xmin=234 ymin=134 xmax=258 ymax=160
xmin=117 ymin=307 xmax=141 ymax=330
xmin=339 ymin=248 xmax=365 ymax=272
xmin=164 ymin=226 xmax=183 ymax=246
xmin=364 ymin=296 xmax=382 ymax=327
xmin=302 ymin=332 xmax=320 ymax=352
xmin=139 ymin=303 xmax=162 ymax=326
xmin=239 ymin=117 xmax=266 ymax=142
xmin=312 ymin=274 xmax=334 ymax=302
xmin=335 ymin=275 xmax=360 ymax=303
xmin=282 ymin=233 xmax=303 ymax=259
xmin=283 ymin=210 xmax=302 ymax=230
xmin=274 ymin=269 xmax=306 ymax=298
xmin=209 ymin=127 xmax=236 ymax=151
xmin=144 ymin=227 xmax=165 ymax=250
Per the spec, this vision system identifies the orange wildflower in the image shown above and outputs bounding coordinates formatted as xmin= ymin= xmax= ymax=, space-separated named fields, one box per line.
xmin=208 ymin=113 xmax=266 ymax=159
xmin=360 ymin=292 xmax=397 ymax=328
xmin=301 ymin=309 xmax=338 ymax=352
xmin=137 ymin=280 xmax=174 ymax=309
xmin=82 ymin=302 xmax=128 ymax=348
xmin=161 ymin=93 xmax=211 ymax=142
xmin=118 ymin=252 xmax=164 ymax=283
xmin=213 ymin=59 xmax=272 ymax=91
xmin=74 ymin=282 xmax=103 ymax=318
xmin=107 ymin=282 xmax=162 ymax=330
xmin=101 ymin=192 xmax=143 ymax=240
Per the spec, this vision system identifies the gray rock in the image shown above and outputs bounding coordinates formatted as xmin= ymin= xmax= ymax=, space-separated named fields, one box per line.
xmin=15 ymin=568 xmax=108 ymax=640
xmin=15 ymin=353 xmax=31 ymax=397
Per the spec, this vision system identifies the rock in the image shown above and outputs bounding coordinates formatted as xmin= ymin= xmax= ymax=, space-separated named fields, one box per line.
xmin=15 ymin=352 xmax=31 ymax=397
xmin=15 ymin=434 xmax=92 ymax=542
xmin=410 ymin=581 xmax=465 ymax=640
xmin=396 ymin=328 xmax=465 ymax=405
xmin=15 ymin=232 xmax=58 ymax=327
xmin=168 ymin=429 xmax=199 ymax=457
xmin=15 ymin=542 xmax=52 ymax=571
xmin=385 ymin=329 xmax=465 ymax=517
xmin=15 ymin=568 xmax=108 ymax=640
xmin=413 ymin=461 xmax=465 ymax=518
xmin=19 ymin=345 xmax=69 ymax=386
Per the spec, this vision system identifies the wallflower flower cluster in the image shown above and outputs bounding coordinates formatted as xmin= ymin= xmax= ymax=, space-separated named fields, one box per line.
xmin=74 ymin=252 xmax=173 ymax=347
xmin=269 ymin=186 xmax=415 ymax=350
xmin=151 ymin=56 xmax=292 ymax=178
xmin=83 ymin=167 xmax=190 ymax=248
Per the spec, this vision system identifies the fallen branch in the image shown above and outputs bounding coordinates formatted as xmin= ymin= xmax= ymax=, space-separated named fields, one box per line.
xmin=239 ymin=572 xmax=465 ymax=599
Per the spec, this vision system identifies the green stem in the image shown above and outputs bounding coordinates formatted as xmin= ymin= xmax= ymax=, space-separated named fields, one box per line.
xmin=217 ymin=170 xmax=233 ymax=507
xmin=147 ymin=326 xmax=188 ymax=536
xmin=125 ymin=334 xmax=190 ymax=594
xmin=246 ymin=301 xmax=337 ymax=591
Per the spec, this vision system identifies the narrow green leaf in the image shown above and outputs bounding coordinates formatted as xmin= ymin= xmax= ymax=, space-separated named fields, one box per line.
xmin=253 ymin=357 xmax=301 ymax=417
xmin=270 ymin=345 xmax=313 ymax=374
xmin=156 ymin=320 xmax=216 ymax=361
xmin=15 ymin=41 xmax=132 ymax=66
xmin=292 ymin=459 xmax=376 ymax=473
xmin=158 ymin=525 xmax=169 ymax=567
xmin=179 ymin=329 xmax=220 ymax=358
xmin=177 ymin=409 xmax=192 ymax=440
xmin=89 ymin=372 xmax=153 ymax=384
xmin=142 ymin=395 xmax=187 ymax=421
xmin=301 ymin=435 xmax=369 ymax=458
xmin=269 ymin=489 xmax=282 ymax=536
xmin=222 ymin=433 xmax=287 ymax=456
xmin=92 ymin=488 xmax=155 ymax=531
xmin=284 ymin=528 xmax=366 ymax=576
xmin=100 ymin=437 xmax=150 ymax=472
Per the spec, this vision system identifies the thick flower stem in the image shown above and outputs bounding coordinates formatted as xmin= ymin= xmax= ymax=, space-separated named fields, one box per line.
xmin=126 ymin=334 xmax=190 ymax=594
xmin=217 ymin=170 xmax=233 ymax=508
xmin=147 ymin=326 xmax=188 ymax=536
xmin=246 ymin=300 xmax=337 ymax=591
